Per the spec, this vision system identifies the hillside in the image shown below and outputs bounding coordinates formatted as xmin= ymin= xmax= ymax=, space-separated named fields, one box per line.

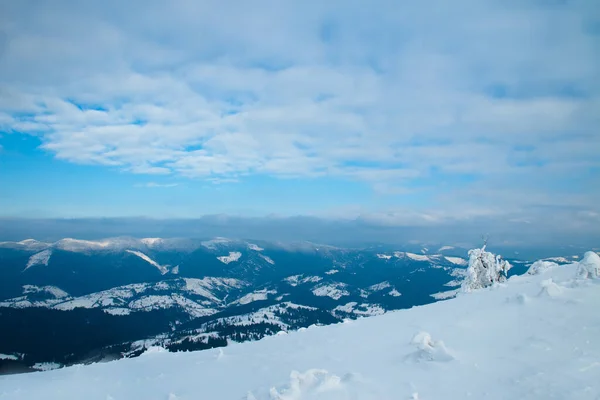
xmin=1 ymin=256 xmax=598 ymax=399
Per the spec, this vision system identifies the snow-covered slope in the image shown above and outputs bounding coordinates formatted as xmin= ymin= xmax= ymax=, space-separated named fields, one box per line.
xmin=126 ymin=250 xmax=169 ymax=274
xmin=2 ymin=260 xmax=598 ymax=399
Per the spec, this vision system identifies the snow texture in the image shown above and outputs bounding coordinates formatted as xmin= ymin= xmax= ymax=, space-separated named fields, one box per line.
xmin=3 ymin=257 xmax=600 ymax=400
xmin=126 ymin=250 xmax=169 ymax=274
xmin=311 ymin=283 xmax=349 ymax=300
xmin=24 ymin=249 xmax=52 ymax=271
xmin=248 ymin=243 xmax=264 ymax=251
xmin=325 ymin=269 xmax=339 ymax=275
xmin=217 ymin=251 xmax=242 ymax=264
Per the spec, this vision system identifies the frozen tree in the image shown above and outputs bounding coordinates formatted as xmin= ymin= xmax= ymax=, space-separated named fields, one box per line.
xmin=577 ymin=251 xmax=600 ymax=279
xmin=462 ymin=243 xmax=512 ymax=292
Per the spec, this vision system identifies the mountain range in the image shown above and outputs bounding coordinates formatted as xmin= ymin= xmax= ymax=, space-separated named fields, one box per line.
xmin=0 ymin=237 xmax=571 ymax=374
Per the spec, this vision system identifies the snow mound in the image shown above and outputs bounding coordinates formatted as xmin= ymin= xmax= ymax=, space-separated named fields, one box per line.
xmin=264 ymin=369 xmax=351 ymax=400
xmin=438 ymin=246 xmax=454 ymax=252
xmin=217 ymin=251 xmax=242 ymax=264
xmin=376 ymin=254 xmax=391 ymax=260
xmin=407 ymin=332 xmax=454 ymax=363
xmin=538 ymin=279 xmax=563 ymax=297
xmin=527 ymin=260 xmax=559 ymax=275
xmin=126 ymin=250 xmax=168 ymax=274
xmin=388 ymin=289 xmax=402 ymax=297
xmin=24 ymin=249 xmax=52 ymax=270
xmin=577 ymin=251 xmax=600 ymax=279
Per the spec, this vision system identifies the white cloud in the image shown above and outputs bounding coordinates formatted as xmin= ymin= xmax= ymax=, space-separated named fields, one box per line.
xmin=135 ymin=182 xmax=178 ymax=188
xmin=0 ymin=0 xmax=599 ymax=217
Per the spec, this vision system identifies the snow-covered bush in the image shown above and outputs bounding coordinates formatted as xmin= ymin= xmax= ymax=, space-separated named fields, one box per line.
xmin=577 ymin=251 xmax=600 ymax=279
xmin=462 ymin=245 xmax=511 ymax=292
xmin=527 ymin=260 xmax=558 ymax=275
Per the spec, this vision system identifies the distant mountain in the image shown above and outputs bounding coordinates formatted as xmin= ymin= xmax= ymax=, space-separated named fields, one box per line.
xmin=0 ymin=237 xmax=575 ymax=373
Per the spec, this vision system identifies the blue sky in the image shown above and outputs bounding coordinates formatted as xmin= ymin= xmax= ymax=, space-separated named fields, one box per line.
xmin=0 ymin=0 xmax=599 ymax=237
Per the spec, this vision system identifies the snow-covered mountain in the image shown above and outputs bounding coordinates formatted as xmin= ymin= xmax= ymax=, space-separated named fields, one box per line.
xmin=1 ymin=254 xmax=598 ymax=399
xmin=0 ymin=237 xmax=581 ymax=374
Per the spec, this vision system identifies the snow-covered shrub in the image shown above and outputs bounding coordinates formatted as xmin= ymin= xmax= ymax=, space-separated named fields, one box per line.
xmin=577 ymin=251 xmax=600 ymax=279
xmin=527 ymin=260 xmax=558 ymax=275
xmin=462 ymin=245 xmax=511 ymax=292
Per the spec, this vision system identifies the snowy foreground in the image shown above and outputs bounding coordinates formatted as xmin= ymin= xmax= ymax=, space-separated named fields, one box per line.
xmin=1 ymin=260 xmax=599 ymax=399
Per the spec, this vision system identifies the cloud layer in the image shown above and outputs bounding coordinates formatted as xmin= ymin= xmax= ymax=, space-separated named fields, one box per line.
xmin=0 ymin=0 xmax=598 ymax=225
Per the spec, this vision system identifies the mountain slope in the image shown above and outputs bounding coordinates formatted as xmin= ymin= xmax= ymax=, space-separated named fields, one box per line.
xmin=1 ymin=260 xmax=598 ymax=399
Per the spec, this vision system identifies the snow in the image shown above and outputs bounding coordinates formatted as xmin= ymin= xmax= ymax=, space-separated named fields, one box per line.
xmin=388 ymin=289 xmax=402 ymax=297
xmin=103 ymin=308 xmax=132 ymax=316
xmin=577 ymin=251 xmax=600 ymax=279
xmin=367 ymin=281 xmax=391 ymax=292
xmin=217 ymin=251 xmax=242 ymax=264
xmin=527 ymin=260 xmax=559 ymax=275
xmin=430 ymin=288 xmax=460 ymax=300
xmin=54 ymin=238 xmax=113 ymax=251
xmin=24 ymin=249 xmax=52 ymax=271
xmin=325 ymin=269 xmax=339 ymax=275
xmin=171 ymin=265 xmax=180 ymax=274
xmin=126 ymin=250 xmax=169 ymax=274
xmin=259 ymin=254 xmax=275 ymax=265
xmin=545 ymin=256 xmax=570 ymax=263
xmin=233 ymin=289 xmax=277 ymax=305
xmin=32 ymin=362 xmax=61 ymax=371
xmin=141 ymin=238 xmax=163 ymax=246
xmin=311 ymin=283 xmax=349 ymax=300
xmin=201 ymin=237 xmax=232 ymax=250
xmin=438 ymin=245 xmax=455 ymax=252
xmin=404 ymin=252 xmax=430 ymax=261
xmin=284 ymin=275 xmax=322 ymax=286
xmin=0 ymin=353 xmax=19 ymax=360
xmin=2 ymin=259 xmax=600 ymax=399
xmin=376 ymin=254 xmax=391 ymax=260
xmin=0 ymin=239 xmax=51 ymax=251
xmin=183 ymin=277 xmax=246 ymax=302
xmin=333 ymin=302 xmax=386 ymax=317
xmin=248 ymin=243 xmax=264 ymax=251
xmin=23 ymin=285 xmax=69 ymax=299
xmin=444 ymin=256 xmax=467 ymax=266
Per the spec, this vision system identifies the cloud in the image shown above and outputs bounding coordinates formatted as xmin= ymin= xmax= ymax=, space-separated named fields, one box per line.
xmin=0 ymin=0 xmax=599 ymax=219
xmin=135 ymin=182 xmax=178 ymax=188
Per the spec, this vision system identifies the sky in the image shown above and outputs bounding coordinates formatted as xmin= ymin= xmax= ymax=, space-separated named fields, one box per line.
xmin=0 ymin=0 xmax=599 ymax=244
